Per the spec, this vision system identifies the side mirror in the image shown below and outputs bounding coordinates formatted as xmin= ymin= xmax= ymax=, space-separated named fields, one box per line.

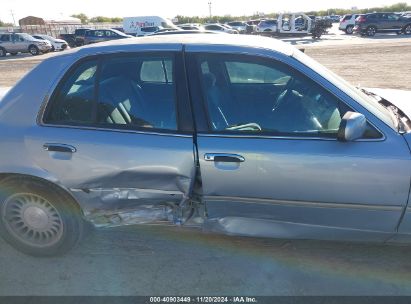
xmin=337 ymin=111 xmax=366 ymax=142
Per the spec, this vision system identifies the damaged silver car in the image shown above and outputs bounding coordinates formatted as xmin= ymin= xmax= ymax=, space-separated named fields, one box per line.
xmin=1 ymin=35 xmax=411 ymax=256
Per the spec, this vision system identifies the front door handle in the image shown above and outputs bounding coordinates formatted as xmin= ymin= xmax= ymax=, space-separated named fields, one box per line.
xmin=204 ymin=153 xmax=245 ymax=163
xmin=43 ymin=143 xmax=77 ymax=153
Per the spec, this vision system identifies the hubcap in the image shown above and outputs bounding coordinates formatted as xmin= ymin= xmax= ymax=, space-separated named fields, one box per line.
xmin=406 ymin=26 xmax=411 ymax=34
xmin=30 ymin=48 xmax=36 ymax=55
xmin=368 ymin=28 xmax=375 ymax=35
xmin=2 ymin=193 xmax=63 ymax=247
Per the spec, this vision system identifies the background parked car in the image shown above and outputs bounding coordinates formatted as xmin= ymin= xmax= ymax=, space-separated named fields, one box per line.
xmin=177 ymin=24 xmax=205 ymax=31
xmin=328 ymin=15 xmax=341 ymax=23
xmin=339 ymin=14 xmax=362 ymax=34
xmin=59 ymin=28 xmax=91 ymax=47
xmin=84 ymin=29 xmax=133 ymax=44
xmin=256 ymin=19 xmax=278 ymax=32
xmin=32 ymin=34 xmax=69 ymax=51
xmin=226 ymin=21 xmax=248 ymax=33
xmin=204 ymin=24 xmax=238 ymax=34
xmin=354 ymin=12 xmax=411 ymax=36
xmin=135 ymin=26 xmax=161 ymax=36
xmin=151 ymin=30 xmax=219 ymax=36
xmin=0 ymin=33 xmax=52 ymax=56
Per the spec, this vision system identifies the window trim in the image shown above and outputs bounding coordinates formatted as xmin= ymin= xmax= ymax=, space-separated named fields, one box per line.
xmin=190 ymin=52 xmax=384 ymax=141
xmin=40 ymin=51 xmax=193 ymax=135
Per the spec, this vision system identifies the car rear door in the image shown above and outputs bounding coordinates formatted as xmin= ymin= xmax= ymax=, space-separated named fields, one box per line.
xmin=0 ymin=34 xmax=12 ymax=52
xmin=186 ymin=47 xmax=411 ymax=241
xmin=27 ymin=48 xmax=195 ymax=216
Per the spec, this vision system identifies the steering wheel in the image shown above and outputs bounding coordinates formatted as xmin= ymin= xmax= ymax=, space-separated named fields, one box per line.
xmin=272 ymin=77 xmax=295 ymax=112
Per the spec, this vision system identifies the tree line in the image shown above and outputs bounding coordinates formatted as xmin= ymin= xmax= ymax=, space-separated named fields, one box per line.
xmin=0 ymin=20 xmax=13 ymax=27
xmin=71 ymin=2 xmax=410 ymax=25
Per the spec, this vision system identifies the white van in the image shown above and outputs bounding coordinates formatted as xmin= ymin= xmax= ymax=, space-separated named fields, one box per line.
xmin=123 ymin=16 xmax=178 ymax=36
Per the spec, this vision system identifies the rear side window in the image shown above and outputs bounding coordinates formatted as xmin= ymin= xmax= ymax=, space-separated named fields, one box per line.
xmin=44 ymin=54 xmax=178 ymax=131
xmin=0 ymin=35 xmax=10 ymax=42
xmin=97 ymin=56 xmax=177 ymax=130
xmin=343 ymin=15 xmax=352 ymax=21
xmin=44 ymin=60 xmax=97 ymax=124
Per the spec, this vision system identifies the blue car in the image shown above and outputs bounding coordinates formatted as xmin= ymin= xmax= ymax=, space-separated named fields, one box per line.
xmin=83 ymin=29 xmax=133 ymax=45
xmin=1 ymin=35 xmax=411 ymax=256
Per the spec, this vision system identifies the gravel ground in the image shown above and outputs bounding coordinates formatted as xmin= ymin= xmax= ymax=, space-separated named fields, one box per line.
xmin=1 ymin=28 xmax=411 ymax=296
xmin=305 ymin=41 xmax=411 ymax=91
xmin=1 ymin=28 xmax=411 ymax=91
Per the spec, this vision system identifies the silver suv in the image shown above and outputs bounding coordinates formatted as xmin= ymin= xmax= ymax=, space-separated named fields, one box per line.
xmin=0 ymin=33 xmax=52 ymax=56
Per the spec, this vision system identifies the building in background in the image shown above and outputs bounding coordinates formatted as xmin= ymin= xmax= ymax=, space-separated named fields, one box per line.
xmin=18 ymin=16 xmax=82 ymax=37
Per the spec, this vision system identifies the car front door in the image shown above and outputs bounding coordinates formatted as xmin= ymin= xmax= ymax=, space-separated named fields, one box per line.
xmin=386 ymin=13 xmax=403 ymax=30
xmin=379 ymin=13 xmax=400 ymax=31
xmin=27 ymin=50 xmax=195 ymax=219
xmin=187 ymin=49 xmax=411 ymax=241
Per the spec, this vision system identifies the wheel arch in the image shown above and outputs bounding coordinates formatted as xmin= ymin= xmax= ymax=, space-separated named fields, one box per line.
xmin=403 ymin=23 xmax=411 ymax=30
xmin=0 ymin=172 xmax=85 ymax=217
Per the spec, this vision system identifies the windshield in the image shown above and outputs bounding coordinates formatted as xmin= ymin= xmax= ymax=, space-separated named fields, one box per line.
xmin=110 ymin=29 xmax=128 ymax=36
xmin=161 ymin=20 xmax=179 ymax=29
xmin=18 ymin=33 xmax=36 ymax=40
xmin=293 ymin=50 xmax=395 ymax=129
xmin=40 ymin=35 xmax=55 ymax=41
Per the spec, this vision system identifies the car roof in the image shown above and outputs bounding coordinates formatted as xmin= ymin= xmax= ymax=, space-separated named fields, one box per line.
xmin=48 ymin=34 xmax=294 ymax=61
xmin=151 ymin=30 xmax=218 ymax=36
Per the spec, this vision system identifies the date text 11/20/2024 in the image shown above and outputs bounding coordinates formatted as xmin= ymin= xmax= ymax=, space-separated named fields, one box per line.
xmin=149 ymin=297 xmax=258 ymax=303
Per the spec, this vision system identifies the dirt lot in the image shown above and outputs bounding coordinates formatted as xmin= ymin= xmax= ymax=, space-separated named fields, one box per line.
xmin=1 ymin=36 xmax=411 ymax=91
xmin=305 ymin=41 xmax=411 ymax=91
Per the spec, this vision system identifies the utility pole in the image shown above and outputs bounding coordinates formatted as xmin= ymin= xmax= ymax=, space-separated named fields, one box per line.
xmin=10 ymin=10 xmax=16 ymax=26
xmin=208 ymin=1 xmax=212 ymax=19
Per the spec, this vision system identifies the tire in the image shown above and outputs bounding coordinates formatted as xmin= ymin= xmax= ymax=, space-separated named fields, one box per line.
xmin=345 ymin=25 xmax=354 ymax=34
xmin=403 ymin=24 xmax=411 ymax=35
xmin=28 ymin=45 xmax=39 ymax=56
xmin=0 ymin=176 xmax=84 ymax=256
xmin=366 ymin=26 xmax=377 ymax=37
xmin=0 ymin=47 xmax=6 ymax=57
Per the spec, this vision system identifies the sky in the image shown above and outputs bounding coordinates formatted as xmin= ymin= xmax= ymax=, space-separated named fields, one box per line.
xmin=1 ymin=0 xmax=411 ymax=24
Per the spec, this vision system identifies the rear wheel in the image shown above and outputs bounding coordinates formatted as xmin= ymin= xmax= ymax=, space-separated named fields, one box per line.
xmin=345 ymin=25 xmax=354 ymax=34
xmin=403 ymin=24 xmax=411 ymax=35
xmin=0 ymin=176 xmax=84 ymax=256
xmin=0 ymin=47 xmax=6 ymax=57
xmin=366 ymin=26 xmax=377 ymax=37
xmin=28 ymin=45 xmax=39 ymax=56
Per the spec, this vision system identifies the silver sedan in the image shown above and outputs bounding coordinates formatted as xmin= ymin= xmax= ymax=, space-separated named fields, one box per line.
xmin=1 ymin=35 xmax=411 ymax=256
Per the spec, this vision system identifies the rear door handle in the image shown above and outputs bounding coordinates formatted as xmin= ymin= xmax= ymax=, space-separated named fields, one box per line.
xmin=204 ymin=153 xmax=245 ymax=163
xmin=43 ymin=143 xmax=76 ymax=153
